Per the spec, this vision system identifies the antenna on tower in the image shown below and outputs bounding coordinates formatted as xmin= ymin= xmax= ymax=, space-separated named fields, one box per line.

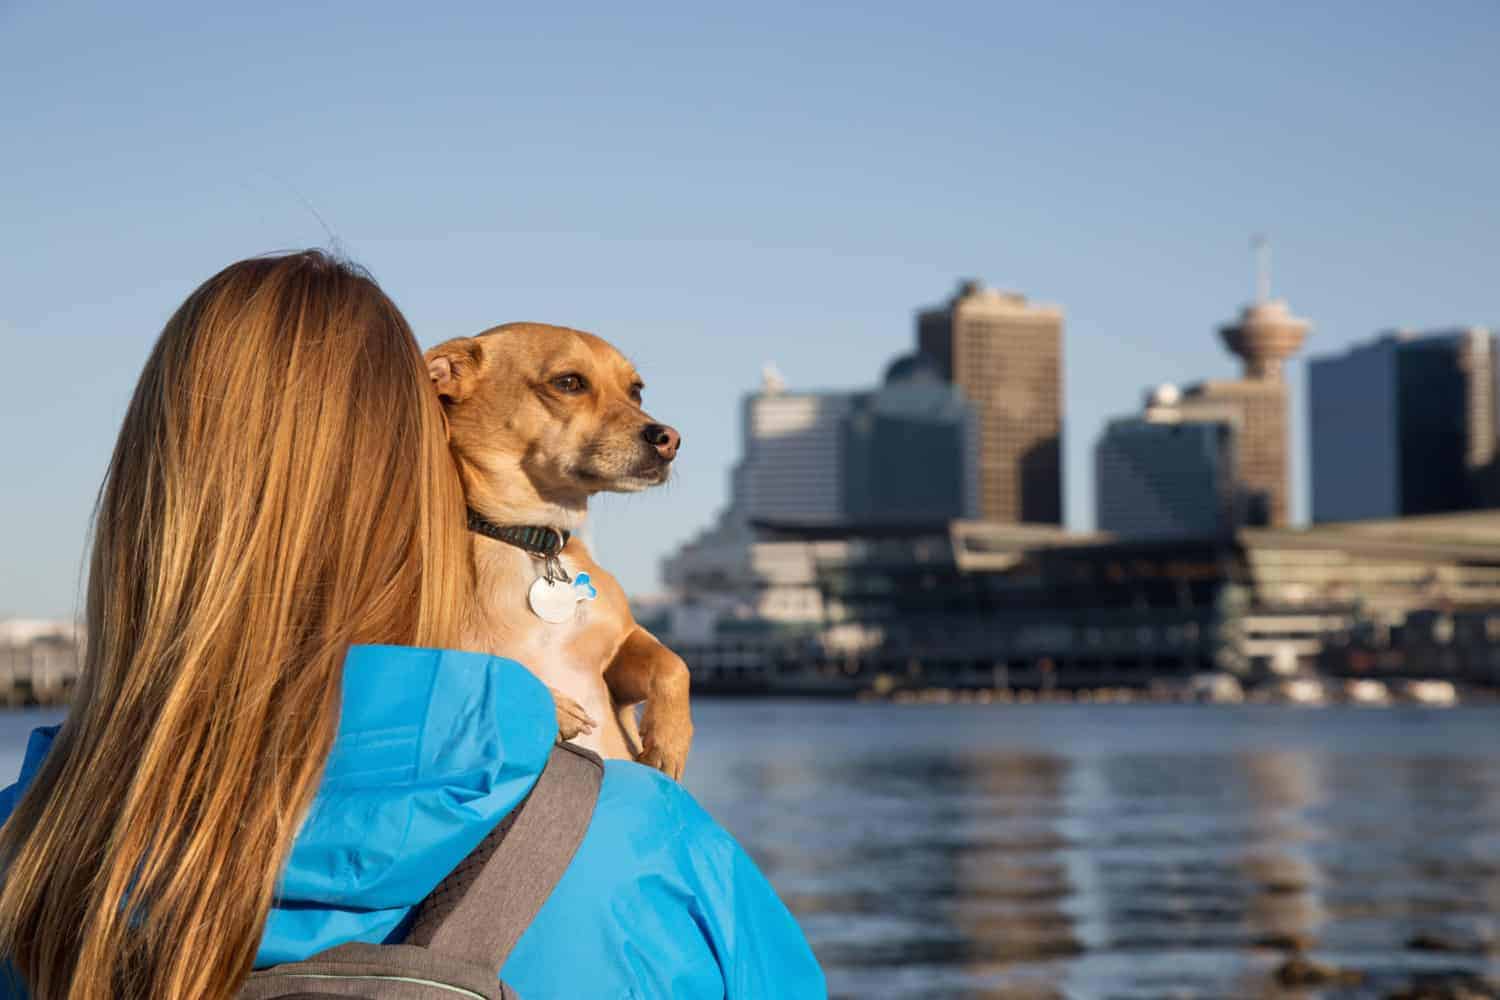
xmin=1251 ymin=233 xmax=1271 ymax=303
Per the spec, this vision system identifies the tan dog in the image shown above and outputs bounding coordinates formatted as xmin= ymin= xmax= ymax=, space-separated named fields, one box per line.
xmin=426 ymin=323 xmax=693 ymax=779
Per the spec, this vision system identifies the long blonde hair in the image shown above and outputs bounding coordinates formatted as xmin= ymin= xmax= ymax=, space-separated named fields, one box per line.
xmin=0 ymin=251 xmax=470 ymax=999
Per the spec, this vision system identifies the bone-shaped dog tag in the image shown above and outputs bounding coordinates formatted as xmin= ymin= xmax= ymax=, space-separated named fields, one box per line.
xmin=528 ymin=572 xmax=599 ymax=624
xmin=528 ymin=577 xmax=578 ymax=623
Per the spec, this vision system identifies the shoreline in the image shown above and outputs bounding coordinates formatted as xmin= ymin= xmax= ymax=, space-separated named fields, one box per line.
xmin=691 ymin=677 xmax=1495 ymax=708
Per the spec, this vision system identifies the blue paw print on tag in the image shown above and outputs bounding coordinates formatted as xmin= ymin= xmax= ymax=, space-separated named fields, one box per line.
xmin=573 ymin=573 xmax=599 ymax=601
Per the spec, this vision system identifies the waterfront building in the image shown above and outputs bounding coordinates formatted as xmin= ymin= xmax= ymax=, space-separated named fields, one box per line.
xmin=662 ymin=513 xmax=1500 ymax=694
xmin=660 ymin=515 xmax=831 ymax=630
xmin=0 ymin=618 xmax=79 ymax=645
xmin=917 ymin=280 xmax=1064 ymax=524
xmin=0 ymin=618 xmax=81 ymax=705
xmin=1095 ymin=384 xmax=1241 ymax=539
xmin=1308 ymin=328 xmax=1497 ymax=523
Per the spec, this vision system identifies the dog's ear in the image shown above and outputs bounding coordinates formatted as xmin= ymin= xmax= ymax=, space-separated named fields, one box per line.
xmin=425 ymin=337 xmax=485 ymax=404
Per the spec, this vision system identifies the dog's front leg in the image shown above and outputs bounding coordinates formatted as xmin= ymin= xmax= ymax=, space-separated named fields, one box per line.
xmin=605 ymin=628 xmax=693 ymax=780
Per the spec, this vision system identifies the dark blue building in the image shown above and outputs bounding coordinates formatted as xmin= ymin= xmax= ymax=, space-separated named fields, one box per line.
xmin=1309 ymin=329 xmax=1497 ymax=522
xmin=841 ymin=354 xmax=978 ymax=524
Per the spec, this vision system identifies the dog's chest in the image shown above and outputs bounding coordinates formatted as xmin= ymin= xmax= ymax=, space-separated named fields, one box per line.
xmin=480 ymin=546 xmax=631 ymax=672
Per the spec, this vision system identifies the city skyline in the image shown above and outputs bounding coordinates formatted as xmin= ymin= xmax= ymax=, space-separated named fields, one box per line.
xmin=4 ymin=3 xmax=1498 ymax=616
xmin=4 ymin=261 xmax=1494 ymax=617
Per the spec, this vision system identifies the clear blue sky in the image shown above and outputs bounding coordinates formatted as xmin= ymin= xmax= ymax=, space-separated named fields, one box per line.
xmin=3 ymin=2 xmax=1497 ymax=618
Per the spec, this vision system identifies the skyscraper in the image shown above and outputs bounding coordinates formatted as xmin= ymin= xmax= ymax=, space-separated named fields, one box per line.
xmin=1309 ymin=328 xmax=1497 ymax=522
xmin=917 ymin=280 xmax=1064 ymax=524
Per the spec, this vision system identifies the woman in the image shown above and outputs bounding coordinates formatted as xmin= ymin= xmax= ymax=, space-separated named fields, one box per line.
xmin=0 ymin=252 xmax=825 ymax=1000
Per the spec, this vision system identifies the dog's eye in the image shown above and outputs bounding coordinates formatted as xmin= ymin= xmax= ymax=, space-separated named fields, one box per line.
xmin=551 ymin=374 xmax=588 ymax=394
xmin=629 ymin=383 xmax=644 ymax=403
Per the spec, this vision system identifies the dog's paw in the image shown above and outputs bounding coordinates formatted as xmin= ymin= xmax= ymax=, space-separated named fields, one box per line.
xmin=637 ymin=699 xmax=693 ymax=781
xmin=550 ymin=687 xmax=597 ymax=741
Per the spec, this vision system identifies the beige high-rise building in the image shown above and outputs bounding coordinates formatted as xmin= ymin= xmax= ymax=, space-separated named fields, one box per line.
xmin=918 ymin=280 xmax=1064 ymax=524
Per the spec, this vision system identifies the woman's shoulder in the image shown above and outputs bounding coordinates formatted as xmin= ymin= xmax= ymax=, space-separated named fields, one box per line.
xmin=507 ymin=760 xmax=828 ymax=999
xmin=577 ymin=760 xmax=750 ymax=892
xmin=597 ymin=761 xmax=734 ymax=843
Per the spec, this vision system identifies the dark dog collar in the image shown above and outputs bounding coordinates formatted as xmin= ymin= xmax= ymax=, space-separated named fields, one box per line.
xmin=466 ymin=508 xmax=572 ymax=583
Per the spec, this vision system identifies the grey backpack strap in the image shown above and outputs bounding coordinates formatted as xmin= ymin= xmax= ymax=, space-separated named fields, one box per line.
xmin=402 ymin=741 xmax=603 ymax=972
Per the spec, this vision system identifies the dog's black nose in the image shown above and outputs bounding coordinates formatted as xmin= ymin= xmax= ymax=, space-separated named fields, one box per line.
xmin=643 ymin=423 xmax=681 ymax=461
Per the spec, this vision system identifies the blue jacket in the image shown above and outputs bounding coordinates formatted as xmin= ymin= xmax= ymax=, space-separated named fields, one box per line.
xmin=0 ymin=645 xmax=826 ymax=999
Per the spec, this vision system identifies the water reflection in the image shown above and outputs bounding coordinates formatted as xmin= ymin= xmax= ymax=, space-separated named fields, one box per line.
xmin=686 ymin=702 xmax=1500 ymax=999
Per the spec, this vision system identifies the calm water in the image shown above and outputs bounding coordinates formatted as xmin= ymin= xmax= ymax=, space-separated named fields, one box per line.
xmin=684 ymin=700 xmax=1500 ymax=1000
xmin=4 ymin=702 xmax=1499 ymax=998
